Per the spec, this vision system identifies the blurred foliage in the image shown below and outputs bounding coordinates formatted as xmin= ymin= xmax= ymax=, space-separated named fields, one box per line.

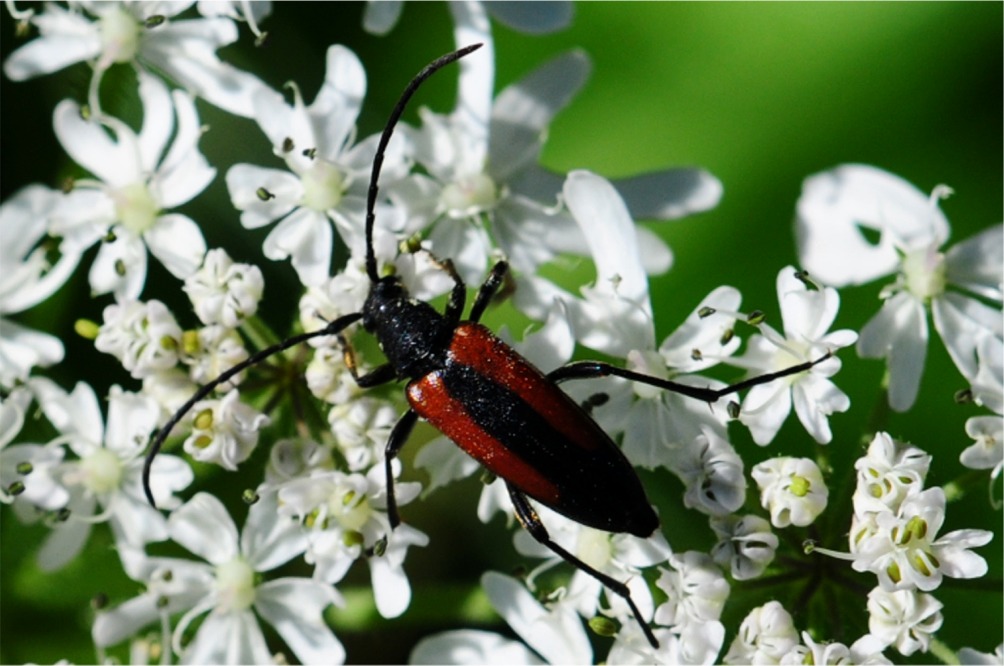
xmin=1 ymin=2 xmax=1000 ymax=664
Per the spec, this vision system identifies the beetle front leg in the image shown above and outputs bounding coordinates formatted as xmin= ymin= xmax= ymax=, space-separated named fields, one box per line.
xmin=384 ymin=409 xmax=419 ymax=529
xmin=506 ymin=483 xmax=660 ymax=649
xmin=337 ymin=333 xmax=398 ymax=387
xmin=469 ymin=260 xmax=509 ymax=324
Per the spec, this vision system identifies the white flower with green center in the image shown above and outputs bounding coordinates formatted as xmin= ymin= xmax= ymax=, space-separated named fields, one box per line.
xmin=853 ymin=432 xmax=931 ymax=515
xmin=24 ymin=379 xmax=192 ymax=571
xmin=51 ymin=70 xmax=213 ymax=300
xmin=851 ymin=486 xmax=992 ymax=592
xmin=866 ymin=587 xmax=943 ymax=656
xmin=723 ymin=600 xmax=800 ymax=665
xmin=0 ymin=387 xmax=68 ymax=510
xmin=182 ymin=389 xmax=269 ymax=471
xmin=752 ymin=456 xmax=829 ymax=528
xmin=734 ymin=266 xmax=858 ymax=445
xmin=183 ymin=248 xmax=264 ymax=328
xmin=95 ymin=492 xmax=342 ymax=665
xmin=94 ymin=299 xmax=183 ymax=379
xmin=276 ymin=466 xmax=428 ymax=619
xmin=709 ymin=513 xmax=778 ymax=580
xmin=3 ymin=2 xmax=266 ymax=117
xmin=797 ymin=164 xmax=1003 ymax=411
xmin=226 ymin=45 xmax=406 ymax=287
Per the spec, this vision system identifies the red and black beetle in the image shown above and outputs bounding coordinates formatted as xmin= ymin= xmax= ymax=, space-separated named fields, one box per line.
xmin=144 ymin=44 xmax=829 ymax=649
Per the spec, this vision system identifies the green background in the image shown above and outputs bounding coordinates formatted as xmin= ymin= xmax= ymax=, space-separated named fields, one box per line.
xmin=2 ymin=3 xmax=1000 ymax=664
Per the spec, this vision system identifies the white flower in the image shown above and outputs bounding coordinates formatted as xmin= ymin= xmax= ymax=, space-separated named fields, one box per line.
xmin=866 ymin=587 xmax=943 ymax=656
xmin=4 ymin=2 xmax=265 ymax=117
xmin=0 ymin=184 xmax=81 ymax=386
xmin=183 ymin=248 xmax=264 ymax=328
xmin=851 ymin=486 xmax=992 ymax=592
xmin=752 ymin=457 xmax=829 ymax=528
xmin=654 ymin=551 xmax=729 ymax=630
xmin=780 ymin=631 xmax=892 ymax=665
xmin=724 ymin=600 xmax=799 ymax=665
xmin=95 ymin=299 xmax=182 ymax=379
xmin=0 ymin=386 xmax=68 ymax=509
xmin=607 ymin=621 xmax=724 ymax=665
xmin=797 ymin=165 xmax=1003 ymax=411
xmin=960 ymin=416 xmax=1003 ymax=499
xmin=328 ymin=396 xmax=398 ymax=471
xmin=226 ymin=45 xmax=406 ymax=286
xmin=853 ymin=432 xmax=930 ymax=516
xmin=671 ymin=425 xmax=747 ymax=517
xmin=52 ymin=71 xmax=212 ymax=299
xmin=181 ymin=324 xmax=249 ymax=387
xmin=735 ymin=267 xmax=857 ymax=445
xmin=96 ymin=492 xmax=343 ymax=665
xmin=510 ymin=501 xmax=670 ymax=627
xmin=27 ymin=379 xmax=192 ymax=570
xmin=410 ymin=571 xmax=592 ymax=665
xmin=182 ymin=389 xmax=269 ymax=471
xmin=275 ymin=466 xmax=427 ymax=619
xmin=709 ymin=514 xmax=778 ymax=580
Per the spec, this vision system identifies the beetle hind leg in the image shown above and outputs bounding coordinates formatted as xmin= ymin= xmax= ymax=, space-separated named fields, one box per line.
xmin=506 ymin=483 xmax=660 ymax=649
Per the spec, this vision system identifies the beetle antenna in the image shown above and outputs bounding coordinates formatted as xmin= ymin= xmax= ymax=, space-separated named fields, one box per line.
xmin=142 ymin=312 xmax=362 ymax=508
xmin=364 ymin=42 xmax=484 ymax=283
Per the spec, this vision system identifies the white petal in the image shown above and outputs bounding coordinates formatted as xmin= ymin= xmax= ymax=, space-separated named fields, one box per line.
xmin=226 ymin=163 xmax=302 ymax=229
xmin=241 ymin=491 xmax=308 ymax=572
xmin=182 ymin=609 xmax=272 ymax=665
xmin=796 ymin=164 xmax=949 ymax=286
xmin=613 ymin=168 xmax=724 ymax=221
xmin=93 ymin=594 xmax=162 ymax=647
xmin=411 ymin=629 xmax=545 ymax=665
xmin=141 ymin=19 xmax=266 ymax=118
xmin=858 ymin=292 xmax=928 ymax=411
xmin=946 ymin=224 xmax=1004 ymax=301
xmin=53 ymin=100 xmax=141 ymax=187
xmin=89 ymin=231 xmax=149 ymax=299
xmin=262 ymin=207 xmax=333 ymax=286
xmin=563 ymin=170 xmax=650 ymax=307
xmin=2 ymin=5 xmax=100 ymax=80
xmin=489 ymin=50 xmax=590 ymax=181
xmin=311 ymin=45 xmax=366 ymax=158
xmin=168 ymin=492 xmax=239 ymax=564
xmin=0 ymin=318 xmax=65 ymax=385
xmin=33 ymin=379 xmax=103 ymax=451
xmin=448 ymin=1 xmax=493 ymax=165
xmin=145 ymin=213 xmax=207 ymax=279
xmin=482 ymin=571 xmax=592 ymax=665
xmin=255 ymin=578 xmax=344 ymax=665
xmin=414 ymin=436 xmax=480 ymax=493
xmin=740 ymin=382 xmax=792 ymax=446
xmin=932 ymin=292 xmax=1004 ymax=382
xmin=38 ymin=493 xmax=95 ymax=570
xmin=486 ymin=1 xmax=573 ymax=34
xmin=362 ymin=0 xmax=403 ymax=35
xmin=136 ymin=70 xmax=175 ymax=172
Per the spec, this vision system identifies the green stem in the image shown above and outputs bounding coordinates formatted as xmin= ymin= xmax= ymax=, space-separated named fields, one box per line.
xmin=928 ymin=636 xmax=958 ymax=665
xmin=240 ymin=314 xmax=283 ymax=354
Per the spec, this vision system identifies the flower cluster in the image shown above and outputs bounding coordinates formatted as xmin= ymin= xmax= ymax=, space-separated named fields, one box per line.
xmin=2 ymin=2 xmax=1000 ymax=664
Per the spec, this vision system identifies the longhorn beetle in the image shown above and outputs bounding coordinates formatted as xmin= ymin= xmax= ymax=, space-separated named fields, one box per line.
xmin=143 ymin=43 xmax=831 ymax=650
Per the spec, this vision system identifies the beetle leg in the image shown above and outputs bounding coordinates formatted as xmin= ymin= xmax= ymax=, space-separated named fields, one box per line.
xmin=469 ymin=260 xmax=509 ymax=324
xmin=506 ymin=483 xmax=660 ymax=649
xmin=425 ymin=253 xmax=468 ymax=323
xmin=547 ymin=352 xmax=832 ymax=406
xmin=337 ymin=333 xmax=398 ymax=387
xmin=384 ymin=409 xmax=419 ymax=529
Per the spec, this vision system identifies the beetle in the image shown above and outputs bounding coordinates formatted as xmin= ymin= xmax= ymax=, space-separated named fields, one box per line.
xmin=143 ymin=43 xmax=830 ymax=650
